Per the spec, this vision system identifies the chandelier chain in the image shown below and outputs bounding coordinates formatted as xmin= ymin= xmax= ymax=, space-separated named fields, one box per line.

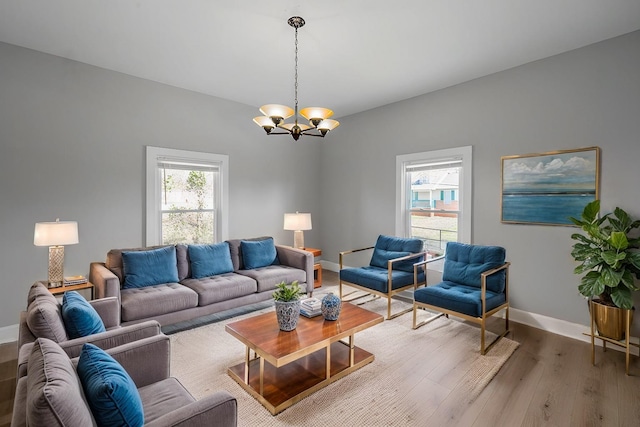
xmin=294 ymin=26 xmax=299 ymax=123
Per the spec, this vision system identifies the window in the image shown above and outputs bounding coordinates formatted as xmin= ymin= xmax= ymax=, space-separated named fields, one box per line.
xmin=396 ymin=146 xmax=472 ymax=256
xmin=146 ymin=147 xmax=228 ymax=246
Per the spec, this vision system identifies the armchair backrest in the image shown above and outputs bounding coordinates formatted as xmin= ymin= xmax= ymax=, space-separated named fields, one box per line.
xmin=369 ymin=235 xmax=424 ymax=272
xmin=442 ymin=242 xmax=506 ymax=293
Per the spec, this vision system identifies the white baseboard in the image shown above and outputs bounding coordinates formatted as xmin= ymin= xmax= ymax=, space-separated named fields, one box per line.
xmin=0 ymin=324 xmax=18 ymax=344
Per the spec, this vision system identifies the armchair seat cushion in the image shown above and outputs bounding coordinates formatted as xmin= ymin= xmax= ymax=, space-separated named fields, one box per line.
xmin=414 ymin=281 xmax=506 ymax=317
xmin=138 ymin=377 xmax=195 ymax=423
xmin=340 ymin=266 xmax=425 ymax=293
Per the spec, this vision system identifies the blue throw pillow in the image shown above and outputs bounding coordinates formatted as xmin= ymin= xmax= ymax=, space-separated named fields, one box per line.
xmin=188 ymin=242 xmax=234 ymax=279
xmin=77 ymin=343 xmax=144 ymax=427
xmin=122 ymin=246 xmax=179 ymax=289
xmin=241 ymin=238 xmax=279 ymax=269
xmin=61 ymin=291 xmax=106 ymax=339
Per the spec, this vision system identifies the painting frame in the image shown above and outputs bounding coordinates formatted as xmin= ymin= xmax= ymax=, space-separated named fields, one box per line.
xmin=501 ymin=146 xmax=600 ymax=226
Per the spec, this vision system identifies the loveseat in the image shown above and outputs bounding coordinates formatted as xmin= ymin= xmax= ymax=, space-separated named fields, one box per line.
xmin=89 ymin=237 xmax=314 ymax=326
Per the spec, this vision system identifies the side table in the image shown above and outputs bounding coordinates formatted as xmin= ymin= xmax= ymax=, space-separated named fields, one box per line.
xmin=39 ymin=281 xmax=95 ymax=300
xmin=301 ymin=247 xmax=322 ymax=288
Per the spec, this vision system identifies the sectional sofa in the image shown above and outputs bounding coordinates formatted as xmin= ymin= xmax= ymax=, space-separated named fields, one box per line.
xmin=89 ymin=237 xmax=314 ymax=326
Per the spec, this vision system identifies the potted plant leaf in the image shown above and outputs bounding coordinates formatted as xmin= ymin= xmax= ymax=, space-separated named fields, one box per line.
xmin=570 ymin=200 xmax=640 ymax=339
xmin=273 ymin=280 xmax=302 ymax=331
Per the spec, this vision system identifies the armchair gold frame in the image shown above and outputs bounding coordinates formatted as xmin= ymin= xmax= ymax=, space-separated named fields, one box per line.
xmin=413 ymin=259 xmax=511 ymax=355
xmin=340 ymin=246 xmax=427 ymax=320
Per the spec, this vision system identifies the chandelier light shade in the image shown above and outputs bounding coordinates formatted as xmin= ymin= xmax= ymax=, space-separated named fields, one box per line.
xmin=34 ymin=219 xmax=79 ymax=288
xmin=253 ymin=16 xmax=340 ymax=141
xmin=284 ymin=212 xmax=312 ymax=249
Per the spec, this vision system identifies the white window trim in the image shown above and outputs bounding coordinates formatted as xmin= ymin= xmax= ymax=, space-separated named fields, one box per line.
xmin=145 ymin=146 xmax=229 ymax=246
xmin=395 ymin=146 xmax=472 ymax=244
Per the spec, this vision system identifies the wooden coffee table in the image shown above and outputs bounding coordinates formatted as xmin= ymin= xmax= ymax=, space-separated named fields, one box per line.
xmin=225 ymin=302 xmax=383 ymax=415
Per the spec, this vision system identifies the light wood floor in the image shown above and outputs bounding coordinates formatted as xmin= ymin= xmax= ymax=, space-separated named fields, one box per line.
xmin=2 ymin=271 xmax=640 ymax=426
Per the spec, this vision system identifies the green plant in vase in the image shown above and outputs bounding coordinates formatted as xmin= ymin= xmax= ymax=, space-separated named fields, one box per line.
xmin=273 ymin=281 xmax=302 ymax=331
xmin=570 ymin=200 xmax=640 ymax=339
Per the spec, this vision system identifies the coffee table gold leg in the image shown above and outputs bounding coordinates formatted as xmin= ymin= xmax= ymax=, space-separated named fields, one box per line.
xmin=259 ymin=357 xmax=265 ymax=396
xmin=349 ymin=335 xmax=355 ymax=367
xmin=326 ymin=344 xmax=331 ymax=379
xmin=244 ymin=347 xmax=250 ymax=383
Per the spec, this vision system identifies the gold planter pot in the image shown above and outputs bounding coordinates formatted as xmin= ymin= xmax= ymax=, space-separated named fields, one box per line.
xmin=591 ymin=299 xmax=634 ymax=341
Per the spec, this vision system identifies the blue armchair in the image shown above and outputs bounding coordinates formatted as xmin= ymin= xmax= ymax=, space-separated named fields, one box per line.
xmin=412 ymin=242 xmax=510 ymax=355
xmin=340 ymin=235 xmax=427 ymax=319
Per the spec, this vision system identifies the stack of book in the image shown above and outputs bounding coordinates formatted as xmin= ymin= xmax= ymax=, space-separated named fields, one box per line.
xmin=64 ymin=275 xmax=88 ymax=286
xmin=300 ymin=297 xmax=322 ymax=318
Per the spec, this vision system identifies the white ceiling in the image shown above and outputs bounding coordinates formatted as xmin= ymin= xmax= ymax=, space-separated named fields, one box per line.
xmin=1 ymin=1 xmax=639 ymax=118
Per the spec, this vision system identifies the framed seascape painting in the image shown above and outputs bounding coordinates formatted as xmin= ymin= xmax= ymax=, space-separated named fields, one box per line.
xmin=501 ymin=147 xmax=600 ymax=226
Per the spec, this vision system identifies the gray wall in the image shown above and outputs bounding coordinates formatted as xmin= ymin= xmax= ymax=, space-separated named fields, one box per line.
xmin=1 ymin=31 xmax=638 ymax=331
xmin=319 ymin=30 xmax=640 ymax=327
xmin=0 ymin=42 xmax=322 ymax=328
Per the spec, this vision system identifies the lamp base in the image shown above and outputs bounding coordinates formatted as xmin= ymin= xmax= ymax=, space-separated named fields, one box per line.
xmin=48 ymin=245 xmax=64 ymax=288
xmin=293 ymin=230 xmax=305 ymax=249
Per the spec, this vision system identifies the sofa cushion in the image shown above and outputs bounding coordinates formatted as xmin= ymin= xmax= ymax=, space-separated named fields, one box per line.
xmin=26 ymin=295 xmax=69 ymax=343
xmin=122 ymin=246 xmax=179 ymax=289
xmin=106 ymin=245 xmax=166 ymax=284
xmin=61 ymin=291 xmax=106 ymax=339
xmin=77 ymin=343 xmax=144 ymax=427
xmin=227 ymin=236 xmax=271 ymax=271
xmin=370 ymin=235 xmax=424 ymax=273
xmin=176 ymin=244 xmax=190 ymax=281
xmin=241 ymin=238 xmax=279 ymax=270
xmin=237 ymin=265 xmax=306 ymax=293
xmin=26 ymin=338 xmax=95 ymax=426
xmin=188 ymin=242 xmax=234 ymax=279
xmin=442 ymin=242 xmax=506 ymax=293
xmin=120 ymin=284 xmax=199 ymax=322
xmin=181 ymin=273 xmax=258 ymax=305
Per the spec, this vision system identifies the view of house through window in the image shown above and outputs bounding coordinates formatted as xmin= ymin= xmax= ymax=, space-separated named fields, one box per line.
xmin=146 ymin=147 xmax=229 ymax=246
xmin=408 ymin=163 xmax=460 ymax=255
xmin=396 ymin=146 xmax=472 ymax=257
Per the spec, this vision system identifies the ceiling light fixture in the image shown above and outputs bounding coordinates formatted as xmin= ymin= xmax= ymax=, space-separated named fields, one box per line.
xmin=253 ymin=16 xmax=339 ymax=141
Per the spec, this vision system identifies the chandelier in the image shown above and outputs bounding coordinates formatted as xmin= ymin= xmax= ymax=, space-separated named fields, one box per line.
xmin=253 ymin=16 xmax=339 ymax=141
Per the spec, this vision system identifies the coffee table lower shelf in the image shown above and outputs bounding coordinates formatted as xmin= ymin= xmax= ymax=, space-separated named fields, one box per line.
xmin=228 ymin=340 xmax=374 ymax=415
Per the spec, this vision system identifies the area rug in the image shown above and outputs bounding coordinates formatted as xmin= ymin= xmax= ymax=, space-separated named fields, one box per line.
xmin=169 ymin=297 xmax=519 ymax=426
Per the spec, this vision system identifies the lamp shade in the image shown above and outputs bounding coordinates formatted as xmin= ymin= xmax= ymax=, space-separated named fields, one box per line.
xmin=34 ymin=220 xmax=79 ymax=246
xmin=283 ymin=213 xmax=312 ymax=231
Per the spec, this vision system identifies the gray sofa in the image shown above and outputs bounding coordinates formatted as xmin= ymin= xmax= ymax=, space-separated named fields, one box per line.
xmin=89 ymin=237 xmax=314 ymax=326
xmin=12 ymin=336 xmax=237 ymax=427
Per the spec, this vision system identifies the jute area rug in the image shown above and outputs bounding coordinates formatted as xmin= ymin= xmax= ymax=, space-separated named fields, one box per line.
xmin=169 ymin=296 xmax=519 ymax=426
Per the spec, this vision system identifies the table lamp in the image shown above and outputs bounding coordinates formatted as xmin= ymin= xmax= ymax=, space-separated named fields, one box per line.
xmin=283 ymin=212 xmax=312 ymax=249
xmin=34 ymin=219 xmax=79 ymax=288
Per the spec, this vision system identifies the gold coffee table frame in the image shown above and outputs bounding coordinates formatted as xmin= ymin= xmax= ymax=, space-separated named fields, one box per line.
xmin=225 ymin=302 xmax=383 ymax=415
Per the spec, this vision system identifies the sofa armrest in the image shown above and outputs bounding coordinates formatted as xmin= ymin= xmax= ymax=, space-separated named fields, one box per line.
xmin=89 ymin=262 xmax=121 ymax=300
xmin=71 ymin=334 xmax=171 ymax=388
xmin=89 ymin=297 xmax=120 ymax=328
xmin=145 ymin=391 xmax=237 ymax=427
xmin=276 ymin=245 xmax=314 ymax=292
xmin=17 ymin=320 xmax=163 ymax=378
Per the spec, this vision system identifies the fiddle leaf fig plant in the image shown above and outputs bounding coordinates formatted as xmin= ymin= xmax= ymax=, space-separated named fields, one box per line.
xmin=569 ymin=200 xmax=640 ymax=309
xmin=272 ymin=280 xmax=302 ymax=302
